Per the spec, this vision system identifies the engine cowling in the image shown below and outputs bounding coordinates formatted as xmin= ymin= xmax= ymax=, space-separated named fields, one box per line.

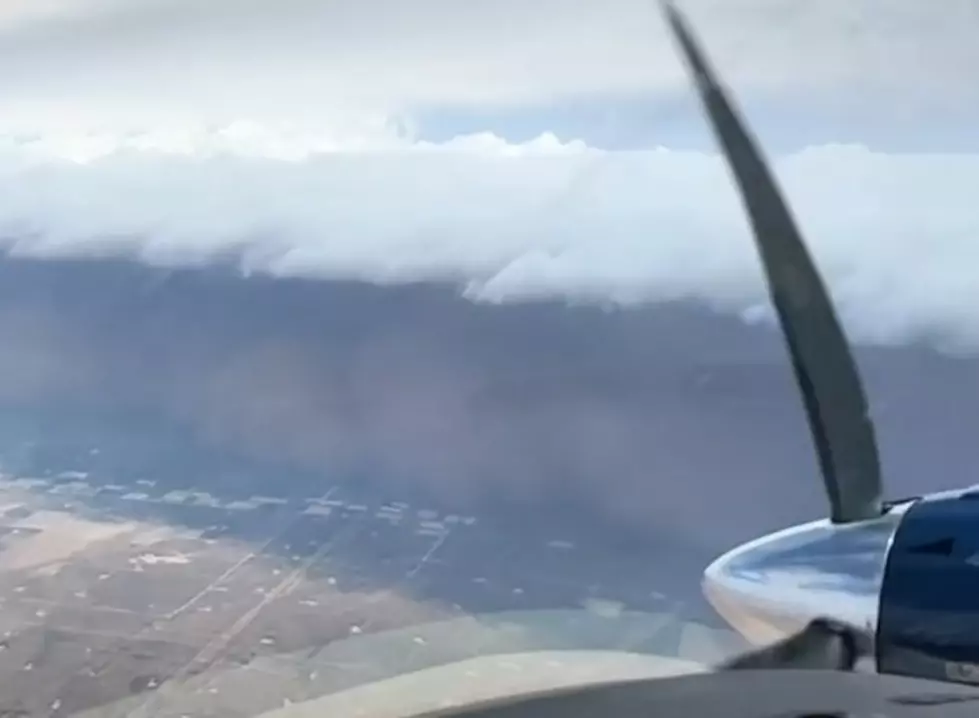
xmin=702 ymin=488 xmax=979 ymax=686
xmin=876 ymin=491 xmax=979 ymax=685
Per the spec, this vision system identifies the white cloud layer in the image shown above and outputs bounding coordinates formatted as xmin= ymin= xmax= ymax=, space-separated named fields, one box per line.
xmin=0 ymin=0 xmax=976 ymax=129
xmin=0 ymin=127 xmax=977 ymax=352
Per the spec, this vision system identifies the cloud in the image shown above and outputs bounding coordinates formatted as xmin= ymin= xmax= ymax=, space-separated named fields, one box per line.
xmin=0 ymin=129 xmax=976 ymax=352
xmin=0 ymin=0 xmax=976 ymax=130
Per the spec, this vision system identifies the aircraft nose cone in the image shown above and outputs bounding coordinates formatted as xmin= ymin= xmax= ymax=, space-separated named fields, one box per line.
xmin=702 ymin=513 xmax=906 ymax=646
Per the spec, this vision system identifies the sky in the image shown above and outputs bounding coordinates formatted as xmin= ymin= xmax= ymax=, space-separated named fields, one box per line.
xmin=1 ymin=0 xmax=977 ymax=145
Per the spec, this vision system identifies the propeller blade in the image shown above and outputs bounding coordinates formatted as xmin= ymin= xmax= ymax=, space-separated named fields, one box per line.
xmin=717 ymin=618 xmax=867 ymax=671
xmin=660 ymin=2 xmax=883 ymax=523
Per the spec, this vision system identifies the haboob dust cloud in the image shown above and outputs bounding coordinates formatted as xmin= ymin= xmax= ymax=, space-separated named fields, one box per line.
xmin=0 ymin=0 xmax=977 ymax=550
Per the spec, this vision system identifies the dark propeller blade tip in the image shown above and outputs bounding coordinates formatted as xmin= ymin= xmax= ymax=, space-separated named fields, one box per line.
xmin=659 ymin=1 xmax=884 ymax=523
xmin=717 ymin=618 xmax=866 ymax=672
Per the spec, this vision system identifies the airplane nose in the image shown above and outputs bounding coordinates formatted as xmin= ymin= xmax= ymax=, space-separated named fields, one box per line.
xmin=702 ymin=511 xmax=908 ymax=647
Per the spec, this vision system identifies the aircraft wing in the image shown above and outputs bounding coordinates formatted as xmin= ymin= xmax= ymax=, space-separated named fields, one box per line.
xmin=266 ymin=664 xmax=979 ymax=718
xmin=258 ymin=650 xmax=703 ymax=718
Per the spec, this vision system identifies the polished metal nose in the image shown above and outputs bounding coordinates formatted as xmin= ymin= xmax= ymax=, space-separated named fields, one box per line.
xmin=702 ymin=512 xmax=907 ymax=647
